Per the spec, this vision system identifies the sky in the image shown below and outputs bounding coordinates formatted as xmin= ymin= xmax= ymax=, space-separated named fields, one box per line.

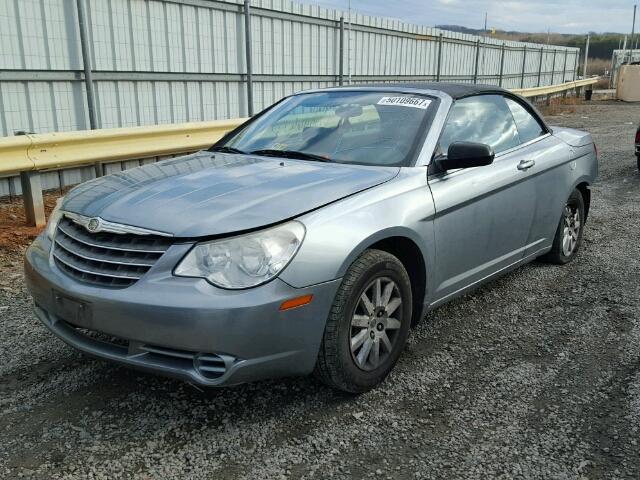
xmin=297 ymin=0 xmax=637 ymax=34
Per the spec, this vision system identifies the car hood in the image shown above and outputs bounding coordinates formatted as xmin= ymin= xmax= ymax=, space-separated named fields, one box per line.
xmin=62 ymin=151 xmax=399 ymax=237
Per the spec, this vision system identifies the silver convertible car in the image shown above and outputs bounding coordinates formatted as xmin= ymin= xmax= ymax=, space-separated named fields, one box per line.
xmin=25 ymin=83 xmax=597 ymax=393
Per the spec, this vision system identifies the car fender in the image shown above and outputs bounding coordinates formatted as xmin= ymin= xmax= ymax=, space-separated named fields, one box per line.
xmin=541 ymin=145 xmax=596 ymax=234
xmin=279 ymin=167 xmax=436 ymax=297
xmin=570 ymin=174 xmax=594 ymax=194
xmin=332 ymin=225 xmax=429 ymax=280
xmin=568 ymin=144 xmax=597 ymax=199
xmin=553 ymin=127 xmax=598 ymax=190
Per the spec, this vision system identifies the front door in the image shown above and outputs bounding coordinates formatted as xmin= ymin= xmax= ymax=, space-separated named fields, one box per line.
xmin=427 ymin=94 xmax=537 ymax=303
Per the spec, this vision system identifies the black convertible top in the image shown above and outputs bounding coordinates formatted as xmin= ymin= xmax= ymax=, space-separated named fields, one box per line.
xmin=334 ymin=82 xmax=511 ymax=99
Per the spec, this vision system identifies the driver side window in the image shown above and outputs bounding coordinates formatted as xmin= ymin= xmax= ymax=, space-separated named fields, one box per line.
xmin=439 ymin=95 xmax=521 ymax=155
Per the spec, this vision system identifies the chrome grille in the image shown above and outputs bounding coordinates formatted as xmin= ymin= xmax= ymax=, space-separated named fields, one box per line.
xmin=53 ymin=217 xmax=173 ymax=288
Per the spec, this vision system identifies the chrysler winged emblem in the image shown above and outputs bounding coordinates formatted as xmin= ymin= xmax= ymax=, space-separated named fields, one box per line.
xmin=63 ymin=212 xmax=173 ymax=237
xmin=86 ymin=218 xmax=101 ymax=233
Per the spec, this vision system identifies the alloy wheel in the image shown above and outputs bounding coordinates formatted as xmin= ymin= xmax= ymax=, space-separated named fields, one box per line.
xmin=349 ymin=277 xmax=403 ymax=371
xmin=562 ymin=204 xmax=581 ymax=256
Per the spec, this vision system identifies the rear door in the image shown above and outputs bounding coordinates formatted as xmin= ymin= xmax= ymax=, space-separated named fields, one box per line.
xmin=427 ymin=94 xmax=537 ymax=303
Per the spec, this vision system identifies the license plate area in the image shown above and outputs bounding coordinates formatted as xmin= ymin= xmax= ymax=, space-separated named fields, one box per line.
xmin=52 ymin=291 xmax=92 ymax=328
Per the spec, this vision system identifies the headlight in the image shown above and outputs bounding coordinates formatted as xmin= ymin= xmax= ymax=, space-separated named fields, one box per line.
xmin=174 ymin=221 xmax=305 ymax=289
xmin=45 ymin=198 xmax=64 ymax=240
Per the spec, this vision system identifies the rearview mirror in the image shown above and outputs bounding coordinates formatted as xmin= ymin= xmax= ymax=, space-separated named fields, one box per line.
xmin=438 ymin=141 xmax=495 ymax=170
xmin=335 ymin=104 xmax=363 ymax=119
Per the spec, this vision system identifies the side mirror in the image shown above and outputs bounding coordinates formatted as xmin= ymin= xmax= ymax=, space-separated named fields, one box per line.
xmin=438 ymin=141 xmax=495 ymax=170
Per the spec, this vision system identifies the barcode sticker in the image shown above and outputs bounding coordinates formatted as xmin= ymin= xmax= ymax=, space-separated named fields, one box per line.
xmin=377 ymin=96 xmax=432 ymax=109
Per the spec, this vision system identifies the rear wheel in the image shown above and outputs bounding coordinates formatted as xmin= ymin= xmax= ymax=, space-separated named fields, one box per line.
xmin=314 ymin=249 xmax=412 ymax=393
xmin=540 ymin=189 xmax=585 ymax=264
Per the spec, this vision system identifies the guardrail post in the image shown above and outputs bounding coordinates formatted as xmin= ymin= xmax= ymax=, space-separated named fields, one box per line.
xmin=473 ymin=39 xmax=480 ymax=84
xmin=520 ymin=46 xmax=527 ymax=88
xmin=76 ymin=0 xmax=101 ymax=178
xmin=20 ymin=171 xmax=46 ymax=227
xmin=339 ymin=17 xmax=345 ymax=86
xmin=498 ymin=43 xmax=506 ymax=87
xmin=537 ymin=47 xmax=544 ymax=87
xmin=436 ymin=33 xmax=443 ymax=81
xmin=243 ymin=0 xmax=254 ymax=116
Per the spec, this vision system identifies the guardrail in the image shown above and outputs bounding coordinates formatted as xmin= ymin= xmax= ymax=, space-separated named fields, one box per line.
xmin=512 ymin=77 xmax=601 ymax=99
xmin=2 ymin=119 xmax=244 ymax=226
xmin=0 ymin=77 xmax=601 ymax=227
xmin=2 ymin=118 xmax=244 ymax=177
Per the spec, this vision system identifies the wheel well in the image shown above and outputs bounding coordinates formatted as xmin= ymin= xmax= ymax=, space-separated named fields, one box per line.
xmin=368 ymin=236 xmax=427 ymax=328
xmin=576 ymin=182 xmax=591 ymax=221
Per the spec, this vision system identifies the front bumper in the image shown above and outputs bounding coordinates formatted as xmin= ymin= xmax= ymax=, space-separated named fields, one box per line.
xmin=24 ymin=235 xmax=341 ymax=386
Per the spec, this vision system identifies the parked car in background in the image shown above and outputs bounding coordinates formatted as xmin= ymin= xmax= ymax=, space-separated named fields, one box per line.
xmin=25 ymin=83 xmax=598 ymax=393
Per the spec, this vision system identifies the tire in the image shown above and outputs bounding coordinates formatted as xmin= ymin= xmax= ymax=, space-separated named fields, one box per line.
xmin=314 ymin=249 xmax=412 ymax=393
xmin=637 ymin=154 xmax=640 ymax=172
xmin=540 ymin=189 xmax=585 ymax=264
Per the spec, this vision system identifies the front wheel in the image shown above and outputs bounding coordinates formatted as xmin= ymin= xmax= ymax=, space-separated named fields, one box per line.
xmin=314 ymin=249 xmax=412 ymax=393
xmin=540 ymin=189 xmax=585 ymax=264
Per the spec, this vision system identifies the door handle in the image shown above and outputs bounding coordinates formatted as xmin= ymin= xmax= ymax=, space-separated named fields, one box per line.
xmin=517 ymin=159 xmax=536 ymax=171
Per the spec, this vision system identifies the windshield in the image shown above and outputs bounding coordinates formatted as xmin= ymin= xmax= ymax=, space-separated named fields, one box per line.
xmin=219 ymin=91 xmax=437 ymax=167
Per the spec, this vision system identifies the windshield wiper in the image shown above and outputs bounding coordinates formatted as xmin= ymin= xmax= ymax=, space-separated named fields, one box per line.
xmin=250 ymin=149 xmax=332 ymax=162
xmin=209 ymin=145 xmax=246 ymax=154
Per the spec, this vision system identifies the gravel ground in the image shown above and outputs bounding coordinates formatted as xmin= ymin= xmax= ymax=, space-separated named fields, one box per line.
xmin=1 ymin=101 xmax=640 ymax=480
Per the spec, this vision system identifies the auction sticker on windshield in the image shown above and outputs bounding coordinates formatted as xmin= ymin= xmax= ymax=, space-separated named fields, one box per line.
xmin=377 ymin=96 xmax=431 ymax=109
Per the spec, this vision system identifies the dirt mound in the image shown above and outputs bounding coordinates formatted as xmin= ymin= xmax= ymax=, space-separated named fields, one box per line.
xmin=0 ymin=194 xmax=60 ymax=260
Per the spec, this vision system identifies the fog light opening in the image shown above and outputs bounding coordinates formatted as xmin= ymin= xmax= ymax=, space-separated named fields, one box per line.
xmin=279 ymin=294 xmax=313 ymax=311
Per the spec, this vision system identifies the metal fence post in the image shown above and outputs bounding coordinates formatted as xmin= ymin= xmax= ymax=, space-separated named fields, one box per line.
xmin=436 ymin=33 xmax=443 ymax=82
xmin=243 ymin=0 xmax=254 ymax=116
xmin=75 ymin=0 xmax=101 ymax=177
xmin=625 ymin=7 xmax=635 ymax=65
xmin=551 ymin=49 xmax=557 ymax=84
xmin=608 ymin=50 xmax=618 ymax=88
xmin=562 ymin=49 xmax=568 ymax=83
xmin=498 ymin=43 xmax=505 ymax=87
xmin=473 ymin=39 xmax=481 ymax=84
xmin=20 ymin=171 xmax=46 ymax=227
xmin=583 ymin=33 xmax=590 ymax=77
xmin=537 ymin=47 xmax=544 ymax=87
xmin=339 ymin=17 xmax=345 ymax=86
xmin=520 ymin=46 xmax=527 ymax=88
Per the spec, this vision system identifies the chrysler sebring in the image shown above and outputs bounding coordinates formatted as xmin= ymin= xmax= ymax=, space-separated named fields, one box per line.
xmin=25 ymin=83 xmax=597 ymax=393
